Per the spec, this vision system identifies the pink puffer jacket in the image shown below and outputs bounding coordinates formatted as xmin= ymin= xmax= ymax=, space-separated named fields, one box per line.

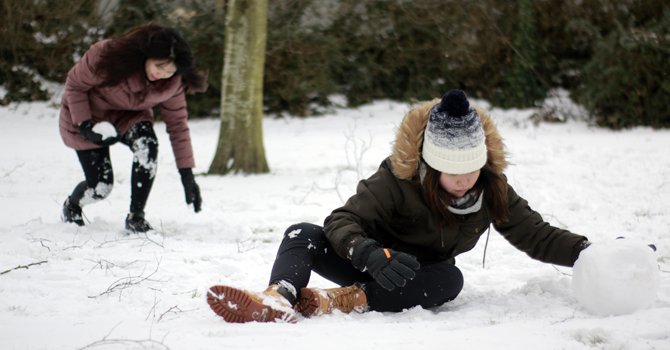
xmin=59 ymin=40 xmax=195 ymax=169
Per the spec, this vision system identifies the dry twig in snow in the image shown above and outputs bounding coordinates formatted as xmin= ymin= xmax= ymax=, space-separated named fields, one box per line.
xmin=1 ymin=261 xmax=48 ymax=275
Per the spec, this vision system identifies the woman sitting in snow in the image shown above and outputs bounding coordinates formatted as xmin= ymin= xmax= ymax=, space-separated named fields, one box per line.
xmin=59 ymin=24 xmax=206 ymax=232
xmin=207 ymin=90 xmax=590 ymax=323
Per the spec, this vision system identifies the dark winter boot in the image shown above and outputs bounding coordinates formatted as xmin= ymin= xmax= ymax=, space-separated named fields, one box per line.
xmin=62 ymin=197 xmax=85 ymax=226
xmin=125 ymin=212 xmax=153 ymax=233
xmin=207 ymin=284 xmax=298 ymax=323
xmin=295 ymin=285 xmax=368 ymax=317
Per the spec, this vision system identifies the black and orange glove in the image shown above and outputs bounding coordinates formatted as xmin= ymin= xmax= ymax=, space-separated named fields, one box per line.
xmin=351 ymin=238 xmax=421 ymax=291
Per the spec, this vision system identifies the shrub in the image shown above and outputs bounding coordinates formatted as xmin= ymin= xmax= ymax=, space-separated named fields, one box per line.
xmin=573 ymin=11 xmax=670 ymax=128
xmin=0 ymin=0 xmax=103 ymax=105
xmin=3 ymin=0 xmax=669 ymax=129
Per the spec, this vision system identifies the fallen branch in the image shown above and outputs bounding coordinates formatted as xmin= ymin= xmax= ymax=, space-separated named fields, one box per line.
xmin=1 ymin=261 xmax=48 ymax=275
xmin=86 ymin=259 xmax=145 ymax=275
xmin=552 ymin=264 xmax=572 ymax=277
xmin=88 ymin=258 xmax=168 ymax=301
xmin=551 ymin=307 xmax=578 ymax=325
xmin=26 ymin=234 xmax=52 ymax=251
xmin=76 ymin=322 xmax=171 ymax=350
xmin=145 ymin=287 xmax=163 ymax=321
xmin=157 ymin=305 xmax=198 ymax=323
xmin=2 ymin=163 xmax=23 ymax=178
xmin=77 ymin=339 xmax=170 ymax=350
xmin=91 ymin=231 xmax=165 ymax=250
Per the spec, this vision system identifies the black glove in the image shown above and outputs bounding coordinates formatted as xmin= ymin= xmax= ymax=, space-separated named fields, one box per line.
xmin=352 ymin=239 xmax=421 ymax=291
xmin=179 ymin=168 xmax=202 ymax=213
xmin=78 ymin=120 xmax=119 ymax=146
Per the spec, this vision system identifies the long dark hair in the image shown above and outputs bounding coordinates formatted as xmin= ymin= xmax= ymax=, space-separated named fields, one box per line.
xmin=421 ymin=163 xmax=509 ymax=229
xmin=95 ymin=24 xmax=207 ymax=93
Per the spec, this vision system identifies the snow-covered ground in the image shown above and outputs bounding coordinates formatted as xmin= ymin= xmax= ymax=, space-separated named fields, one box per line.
xmin=1 ymin=85 xmax=669 ymax=350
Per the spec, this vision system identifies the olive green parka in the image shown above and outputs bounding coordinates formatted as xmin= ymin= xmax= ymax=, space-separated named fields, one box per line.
xmin=324 ymin=99 xmax=588 ymax=267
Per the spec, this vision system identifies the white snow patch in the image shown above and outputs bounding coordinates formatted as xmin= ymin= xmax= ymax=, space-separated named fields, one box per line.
xmin=132 ymin=137 xmax=157 ymax=179
xmin=288 ymin=229 xmax=301 ymax=238
xmin=92 ymin=121 xmax=117 ymax=140
xmin=79 ymin=182 xmax=113 ymax=206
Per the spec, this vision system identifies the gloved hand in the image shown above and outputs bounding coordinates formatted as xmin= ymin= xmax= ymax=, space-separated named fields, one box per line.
xmin=352 ymin=238 xmax=421 ymax=291
xmin=179 ymin=168 xmax=202 ymax=213
xmin=78 ymin=120 xmax=119 ymax=146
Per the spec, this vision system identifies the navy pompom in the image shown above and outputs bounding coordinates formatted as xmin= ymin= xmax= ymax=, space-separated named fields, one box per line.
xmin=439 ymin=90 xmax=470 ymax=117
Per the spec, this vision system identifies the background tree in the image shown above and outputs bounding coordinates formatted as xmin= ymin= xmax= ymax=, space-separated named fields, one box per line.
xmin=209 ymin=0 xmax=270 ymax=174
xmin=2 ymin=0 xmax=668 ymax=129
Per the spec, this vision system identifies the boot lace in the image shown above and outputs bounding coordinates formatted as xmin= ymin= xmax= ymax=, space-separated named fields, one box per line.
xmin=330 ymin=286 xmax=356 ymax=313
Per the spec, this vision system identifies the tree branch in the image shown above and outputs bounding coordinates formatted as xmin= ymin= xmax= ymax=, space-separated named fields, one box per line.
xmin=1 ymin=261 xmax=48 ymax=275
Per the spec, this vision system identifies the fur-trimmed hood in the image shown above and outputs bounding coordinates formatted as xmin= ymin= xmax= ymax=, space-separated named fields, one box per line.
xmin=390 ymin=98 xmax=508 ymax=179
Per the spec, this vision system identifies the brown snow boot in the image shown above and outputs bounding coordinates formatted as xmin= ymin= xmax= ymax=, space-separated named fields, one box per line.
xmin=207 ymin=284 xmax=298 ymax=323
xmin=295 ymin=285 xmax=368 ymax=317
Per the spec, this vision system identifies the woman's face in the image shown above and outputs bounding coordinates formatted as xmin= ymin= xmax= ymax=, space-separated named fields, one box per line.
xmin=439 ymin=169 xmax=481 ymax=198
xmin=144 ymin=58 xmax=177 ymax=82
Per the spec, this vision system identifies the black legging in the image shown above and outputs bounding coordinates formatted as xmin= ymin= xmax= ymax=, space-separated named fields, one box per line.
xmin=269 ymin=223 xmax=464 ymax=312
xmin=69 ymin=121 xmax=159 ymax=214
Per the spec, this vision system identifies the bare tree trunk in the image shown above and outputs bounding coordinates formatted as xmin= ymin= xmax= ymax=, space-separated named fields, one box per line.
xmin=208 ymin=0 xmax=269 ymax=175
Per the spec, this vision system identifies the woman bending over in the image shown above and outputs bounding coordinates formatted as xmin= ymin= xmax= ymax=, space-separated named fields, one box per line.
xmin=59 ymin=24 xmax=206 ymax=232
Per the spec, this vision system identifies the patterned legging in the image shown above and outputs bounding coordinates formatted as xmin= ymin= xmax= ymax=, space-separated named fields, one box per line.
xmin=68 ymin=121 xmax=158 ymax=215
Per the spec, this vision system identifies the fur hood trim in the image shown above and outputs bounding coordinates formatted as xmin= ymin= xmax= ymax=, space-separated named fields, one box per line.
xmin=391 ymin=98 xmax=508 ymax=179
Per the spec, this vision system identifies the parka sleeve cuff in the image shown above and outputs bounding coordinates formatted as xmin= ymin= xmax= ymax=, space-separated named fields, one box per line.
xmin=343 ymin=234 xmax=367 ymax=260
xmin=571 ymin=239 xmax=591 ymax=266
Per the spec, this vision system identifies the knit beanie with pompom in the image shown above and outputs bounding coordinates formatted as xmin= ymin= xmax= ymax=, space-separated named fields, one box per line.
xmin=422 ymin=90 xmax=487 ymax=175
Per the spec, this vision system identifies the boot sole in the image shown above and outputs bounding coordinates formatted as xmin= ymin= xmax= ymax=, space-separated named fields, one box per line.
xmin=125 ymin=225 xmax=153 ymax=233
xmin=296 ymin=288 xmax=324 ymax=317
xmin=207 ymin=285 xmax=297 ymax=323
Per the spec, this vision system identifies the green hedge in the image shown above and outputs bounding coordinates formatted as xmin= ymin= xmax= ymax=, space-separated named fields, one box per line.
xmin=573 ymin=11 xmax=670 ymax=129
xmin=0 ymin=0 xmax=103 ymax=105
xmin=1 ymin=0 xmax=669 ymax=128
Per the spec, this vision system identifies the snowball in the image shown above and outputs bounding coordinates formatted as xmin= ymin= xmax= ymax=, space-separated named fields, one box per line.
xmin=573 ymin=239 xmax=659 ymax=316
xmin=92 ymin=121 xmax=117 ymax=140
